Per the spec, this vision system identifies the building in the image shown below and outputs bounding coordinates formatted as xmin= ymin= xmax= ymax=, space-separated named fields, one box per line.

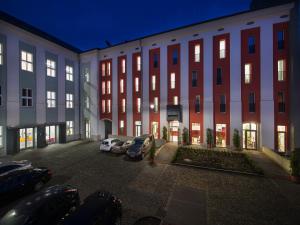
xmin=0 ymin=2 xmax=299 ymax=155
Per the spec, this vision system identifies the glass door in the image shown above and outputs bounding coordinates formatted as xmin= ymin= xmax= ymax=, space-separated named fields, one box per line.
xmin=245 ymin=130 xmax=257 ymax=150
xmin=169 ymin=121 xmax=179 ymax=142
xmin=46 ymin=126 xmax=56 ymax=144
xmin=85 ymin=120 xmax=91 ymax=139
xmin=135 ymin=121 xmax=142 ymax=137
xmin=19 ymin=128 xmax=34 ymax=150
xmin=19 ymin=129 xmax=26 ymax=150
xmin=216 ymin=124 xmax=226 ymax=147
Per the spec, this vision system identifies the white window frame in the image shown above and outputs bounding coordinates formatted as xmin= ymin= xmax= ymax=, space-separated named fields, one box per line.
xmin=194 ymin=44 xmax=200 ymax=62
xmin=66 ymin=93 xmax=74 ymax=109
xmin=278 ymin=59 xmax=285 ymax=81
xmin=21 ymin=50 xmax=33 ymax=72
xmin=173 ymin=96 xmax=178 ymax=105
xmin=120 ymin=79 xmax=124 ymax=93
xmin=107 ymin=81 xmax=111 ymax=94
xmin=102 ymin=63 xmax=106 ymax=76
xmin=66 ymin=65 xmax=74 ymax=81
xmin=21 ymin=88 xmax=33 ymax=107
xmin=0 ymin=43 xmax=3 ymax=65
xmin=107 ymin=62 xmax=111 ymax=76
xmin=244 ymin=64 xmax=252 ymax=84
xmin=219 ymin=40 xmax=226 ymax=59
xmin=170 ymin=73 xmax=176 ymax=89
xmin=122 ymin=98 xmax=126 ymax=113
xmin=102 ymin=81 xmax=106 ymax=95
xmin=152 ymin=75 xmax=156 ymax=91
xmin=47 ymin=91 xmax=56 ymax=108
xmin=137 ymin=98 xmax=141 ymax=113
xmin=154 ymin=97 xmax=158 ymax=112
xmin=107 ymin=99 xmax=111 ymax=113
xmin=135 ymin=77 xmax=139 ymax=92
xmin=66 ymin=121 xmax=74 ymax=136
xmin=137 ymin=56 xmax=141 ymax=71
xmin=102 ymin=100 xmax=106 ymax=113
xmin=122 ymin=59 xmax=126 ymax=74
xmin=120 ymin=120 xmax=124 ymax=128
xmin=46 ymin=59 xmax=56 ymax=77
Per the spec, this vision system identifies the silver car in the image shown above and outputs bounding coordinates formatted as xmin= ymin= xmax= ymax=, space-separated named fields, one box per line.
xmin=111 ymin=140 xmax=133 ymax=154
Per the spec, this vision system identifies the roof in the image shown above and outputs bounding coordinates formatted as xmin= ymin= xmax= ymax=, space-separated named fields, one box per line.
xmin=0 ymin=10 xmax=82 ymax=53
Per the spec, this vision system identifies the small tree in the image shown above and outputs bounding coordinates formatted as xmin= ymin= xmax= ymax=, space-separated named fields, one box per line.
xmin=182 ymin=127 xmax=189 ymax=145
xmin=206 ymin=128 xmax=213 ymax=148
xmin=291 ymin=149 xmax=300 ymax=178
xmin=233 ymin=129 xmax=241 ymax=150
xmin=162 ymin=126 xmax=168 ymax=141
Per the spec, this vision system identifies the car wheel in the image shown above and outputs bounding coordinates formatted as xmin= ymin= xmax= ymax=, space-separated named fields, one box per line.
xmin=34 ymin=181 xmax=44 ymax=192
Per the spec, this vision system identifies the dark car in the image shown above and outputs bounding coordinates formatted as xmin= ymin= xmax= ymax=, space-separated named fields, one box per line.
xmin=126 ymin=134 xmax=155 ymax=160
xmin=62 ymin=191 xmax=122 ymax=225
xmin=0 ymin=185 xmax=80 ymax=225
xmin=111 ymin=140 xmax=132 ymax=154
xmin=0 ymin=161 xmax=52 ymax=204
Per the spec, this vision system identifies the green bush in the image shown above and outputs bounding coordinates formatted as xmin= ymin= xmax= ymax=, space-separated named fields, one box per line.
xmin=182 ymin=127 xmax=189 ymax=145
xmin=206 ymin=128 xmax=213 ymax=148
xmin=233 ymin=129 xmax=241 ymax=150
xmin=162 ymin=126 xmax=168 ymax=141
xmin=149 ymin=140 xmax=156 ymax=161
xmin=291 ymin=149 xmax=300 ymax=176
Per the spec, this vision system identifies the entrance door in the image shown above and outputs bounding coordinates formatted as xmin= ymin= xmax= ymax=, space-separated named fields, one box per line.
xmin=135 ymin=121 xmax=142 ymax=137
xmin=216 ymin=124 xmax=226 ymax=148
xmin=169 ymin=121 xmax=179 ymax=142
xmin=46 ymin=126 xmax=56 ymax=144
xmin=19 ymin=128 xmax=34 ymax=150
xmin=104 ymin=120 xmax=112 ymax=139
xmin=85 ymin=120 xmax=91 ymax=139
xmin=245 ymin=130 xmax=257 ymax=150
xmin=277 ymin=125 xmax=286 ymax=152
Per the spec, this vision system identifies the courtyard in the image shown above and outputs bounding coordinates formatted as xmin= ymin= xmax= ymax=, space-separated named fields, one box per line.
xmin=1 ymin=141 xmax=299 ymax=225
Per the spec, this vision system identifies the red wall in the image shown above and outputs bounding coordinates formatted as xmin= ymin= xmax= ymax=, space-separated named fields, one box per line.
xmin=213 ymin=34 xmax=231 ymax=146
xmin=241 ymin=27 xmax=261 ymax=123
xmin=99 ymin=59 xmax=112 ymax=121
xmin=273 ymin=22 xmax=290 ymax=150
xmin=188 ymin=39 xmax=204 ymax=143
xmin=118 ymin=56 xmax=127 ymax=135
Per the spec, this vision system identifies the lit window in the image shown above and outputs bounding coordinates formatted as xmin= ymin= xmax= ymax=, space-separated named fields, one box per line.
xmin=102 ymin=82 xmax=106 ymax=95
xmin=21 ymin=50 xmax=33 ymax=72
xmin=122 ymin=59 xmax=126 ymax=73
xmin=0 ymin=126 xmax=3 ymax=147
xmin=195 ymin=95 xmax=200 ymax=113
xmin=194 ymin=44 xmax=200 ymax=62
xmin=0 ymin=43 xmax=3 ymax=65
xmin=154 ymin=97 xmax=158 ymax=112
xmin=173 ymin=96 xmax=178 ymax=105
xmin=245 ymin=64 xmax=252 ymax=84
xmin=66 ymin=93 xmax=73 ymax=109
xmin=122 ymin=98 xmax=126 ymax=113
xmin=137 ymin=56 xmax=141 ymax=71
xmin=120 ymin=79 xmax=124 ymax=93
xmin=84 ymin=67 xmax=90 ymax=82
xmin=85 ymin=96 xmax=90 ymax=109
xmin=152 ymin=75 xmax=156 ymax=91
xmin=21 ymin=88 xmax=33 ymax=107
xmin=107 ymin=100 xmax=111 ymax=113
xmin=107 ymin=81 xmax=111 ymax=94
xmin=47 ymin=91 xmax=56 ymax=108
xmin=0 ymin=86 xmax=2 ymax=106
xmin=135 ymin=77 xmax=139 ymax=92
xmin=192 ymin=123 xmax=200 ymax=131
xmin=66 ymin=121 xmax=74 ymax=136
xmin=46 ymin=59 xmax=56 ymax=77
xmin=66 ymin=65 xmax=73 ymax=81
xmin=137 ymin=98 xmax=141 ymax=113
xmin=102 ymin=100 xmax=106 ymax=113
xmin=278 ymin=59 xmax=285 ymax=81
xmin=170 ymin=73 xmax=176 ymax=89
xmin=102 ymin=63 xmax=106 ymax=76
xmin=120 ymin=120 xmax=124 ymax=128
xmin=219 ymin=40 xmax=226 ymax=59
xmin=107 ymin=62 xmax=111 ymax=76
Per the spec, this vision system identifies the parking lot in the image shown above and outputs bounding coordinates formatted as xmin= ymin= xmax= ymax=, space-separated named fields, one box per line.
xmin=1 ymin=141 xmax=300 ymax=225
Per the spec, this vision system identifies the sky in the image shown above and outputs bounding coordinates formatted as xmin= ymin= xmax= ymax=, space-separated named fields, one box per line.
xmin=0 ymin=0 xmax=251 ymax=51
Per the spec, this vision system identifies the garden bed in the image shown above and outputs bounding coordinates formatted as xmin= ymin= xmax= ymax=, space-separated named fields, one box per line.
xmin=173 ymin=147 xmax=263 ymax=175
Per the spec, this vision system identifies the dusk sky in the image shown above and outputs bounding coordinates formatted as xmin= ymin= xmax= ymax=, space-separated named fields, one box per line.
xmin=0 ymin=0 xmax=251 ymax=51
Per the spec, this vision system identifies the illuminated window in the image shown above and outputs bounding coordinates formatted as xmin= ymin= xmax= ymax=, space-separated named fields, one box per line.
xmin=102 ymin=63 xmax=106 ymax=76
xmin=0 ymin=126 xmax=3 ymax=148
xmin=122 ymin=59 xmax=126 ymax=73
xmin=84 ymin=67 xmax=90 ymax=82
xmin=244 ymin=64 xmax=252 ymax=84
xmin=66 ymin=93 xmax=73 ymax=109
xmin=120 ymin=120 xmax=124 ymax=128
xmin=170 ymin=73 xmax=176 ymax=89
xmin=135 ymin=77 xmax=139 ymax=92
xmin=102 ymin=100 xmax=105 ymax=113
xmin=192 ymin=123 xmax=200 ymax=131
xmin=137 ymin=98 xmax=141 ymax=113
xmin=120 ymin=79 xmax=124 ymax=93
xmin=0 ymin=43 xmax=3 ymax=65
xmin=47 ymin=91 xmax=56 ymax=108
xmin=154 ymin=97 xmax=158 ymax=112
xmin=173 ymin=96 xmax=178 ymax=105
xmin=102 ymin=82 xmax=106 ymax=95
xmin=137 ymin=56 xmax=141 ymax=71
xmin=152 ymin=75 xmax=156 ymax=91
xmin=216 ymin=124 xmax=226 ymax=147
xmin=46 ymin=59 xmax=56 ymax=77
xmin=122 ymin=98 xmax=126 ymax=113
xmin=21 ymin=50 xmax=33 ymax=72
xmin=219 ymin=40 xmax=226 ymax=59
xmin=278 ymin=59 xmax=285 ymax=81
xmin=107 ymin=81 xmax=111 ymax=94
xmin=107 ymin=62 xmax=111 ymax=76
xmin=194 ymin=44 xmax=200 ymax=62
xmin=66 ymin=65 xmax=73 ymax=81
xmin=277 ymin=125 xmax=286 ymax=152
xmin=107 ymin=99 xmax=111 ymax=113
xmin=21 ymin=88 xmax=33 ymax=107
xmin=85 ymin=96 xmax=90 ymax=109
xmin=66 ymin=121 xmax=74 ymax=136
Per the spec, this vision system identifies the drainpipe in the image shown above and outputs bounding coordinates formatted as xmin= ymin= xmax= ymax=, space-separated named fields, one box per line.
xmin=139 ymin=39 xmax=143 ymax=135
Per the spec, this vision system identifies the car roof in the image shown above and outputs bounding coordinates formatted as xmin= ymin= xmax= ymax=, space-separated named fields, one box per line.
xmin=0 ymin=160 xmax=31 ymax=168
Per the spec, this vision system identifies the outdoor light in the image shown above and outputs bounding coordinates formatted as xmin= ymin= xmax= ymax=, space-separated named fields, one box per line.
xmin=150 ymin=103 xmax=154 ymax=109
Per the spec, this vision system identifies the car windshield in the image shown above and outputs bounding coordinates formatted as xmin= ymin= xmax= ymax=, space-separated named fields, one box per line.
xmin=132 ymin=139 xmax=144 ymax=146
xmin=0 ymin=210 xmax=29 ymax=225
xmin=0 ymin=165 xmax=21 ymax=174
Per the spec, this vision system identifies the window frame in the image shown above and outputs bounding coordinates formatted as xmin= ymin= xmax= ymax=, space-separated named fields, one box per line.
xmin=46 ymin=59 xmax=56 ymax=77
xmin=191 ymin=71 xmax=198 ymax=87
xmin=66 ymin=121 xmax=74 ymax=136
xmin=21 ymin=88 xmax=33 ymax=107
xmin=66 ymin=93 xmax=74 ymax=109
xmin=0 ymin=43 xmax=3 ymax=65
xmin=21 ymin=50 xmax=33 ymax=72
xmin=219 ymin=40 xmax=226 ymax=59
xmin=249 ymin=93 xmax=256 ymax=113
xmin=195 ymin=95 xmax=200 ymax=113
xmin=244 ymin=63 xmax=252 ymax=84
xmin=216 ymin=68 xmax=222 ymax=85
xmin=47 ymin=91 xmax=56 ymax=108
xmin=66 ymin=65 xmax=74 ymax=81
xmin=277 ymin=59 xmax=286 ymax=81
xmin=194 ymin=44 xmax=200 ymax=62
xmin=170 ymin=73 xmax=176 ymax=89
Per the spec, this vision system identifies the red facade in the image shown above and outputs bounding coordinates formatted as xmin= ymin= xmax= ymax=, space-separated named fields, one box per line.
xmin=118 ymin=55 xmax=127 ymax=135
xmin=99 ymin=59 xmax=112 ymax=121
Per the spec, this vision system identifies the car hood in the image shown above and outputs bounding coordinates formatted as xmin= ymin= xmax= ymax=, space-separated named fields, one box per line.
xmin=128 ymin=145 xmax=142 ymax=153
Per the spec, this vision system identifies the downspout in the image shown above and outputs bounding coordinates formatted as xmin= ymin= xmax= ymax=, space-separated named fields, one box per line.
xmin=139 ymin=39 xmax=143 ymax=135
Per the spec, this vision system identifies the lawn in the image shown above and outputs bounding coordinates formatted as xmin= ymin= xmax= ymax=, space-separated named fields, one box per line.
xmin=173 ymin=146 xmax=263 ymax=174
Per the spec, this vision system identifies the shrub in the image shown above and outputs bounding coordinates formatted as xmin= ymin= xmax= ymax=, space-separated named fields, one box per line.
xmin=291 ymin=149 xmax=300 ymax=176
xmin=182 ymin=127 xmax=189 ymax=145
xmin=206 ymin=128 xmax=213 ymax=148
xmin=233 ymin=129 xmax=241 ymax=150
xmin=162 ymin=126 xmax=168 ymax=141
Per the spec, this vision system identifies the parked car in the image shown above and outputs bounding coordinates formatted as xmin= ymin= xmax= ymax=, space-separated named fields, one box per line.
xmin=0 ymin=161 xmax=52 ymax=204
xmin=100 ymin=138 xmax=121 ymax=152
xmin=0 ymin=185 xmax=80 ymax=225
xmin=111 ymin=140 xmax=133 ymax=154
xmin=126 ymin=134 xmax=154 ymax=160
xmin=61 ymin=191 xmax=122 ymax=225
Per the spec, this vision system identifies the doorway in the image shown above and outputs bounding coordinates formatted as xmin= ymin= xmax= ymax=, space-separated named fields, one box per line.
xmin=19 ymin=128 xmax=34 ymax=150
xmin=216 ymin=124 xmax=226 ymax=148
xmin=45 ymin=125 xmax=57 ymax=144
xmin=243 ymin=123 xmax=257 ymax=150
xmin=169 ymin=121 xmax=179 ymax=142
xmin=277 ymin=125 xmax=286 ymax=152
xmin=85 ymin=120 xmax=91 ymax=139
xmin=104 ymin=120 xmax=112 ymax=139
xmin=135 ymin=121 xmax=142 ymax=137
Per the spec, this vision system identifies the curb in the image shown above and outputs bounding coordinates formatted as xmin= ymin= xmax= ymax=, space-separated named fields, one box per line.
xmin=172 ymin=162 xmax=265 ymax=177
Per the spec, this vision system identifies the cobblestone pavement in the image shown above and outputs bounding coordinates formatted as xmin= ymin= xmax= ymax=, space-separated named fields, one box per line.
xmin=2 ymin=141 xmax=300 ymax=225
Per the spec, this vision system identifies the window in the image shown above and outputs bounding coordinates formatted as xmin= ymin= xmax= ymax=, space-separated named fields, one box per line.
xmin=135 ymin=77 xmax=139 ymax=92
xmin=102 ymin=100 xmax=106 ymax=113
xmin=195 ymin=95 xmax=200 ymax=113
xmin=278 ymin=92 xmax=285 ymax=113
xmin=137 ymin=56 xmax=141 ymax=71
xmin=21 ymin=50 xmax=33 ymax=72
xmin=216 ymin=68 xmax=222 ymax=85
xmin=219 ymin=40 xmax=226 ymax=59
xmin=102 ymin=63 xmax=106 ymax=76
xmin=122 ymin=98 xmax=126 ymax=113
xmin=278 ymin=59 xmax=286 ymax=81
xmin=278 ymin=31 xmax=284 ymax=50
xmin=121 ymin=59 xmax=126 ymax=73
xmin=192 ymin=123 xmax=200 ymax=131
xmin=47 ymin=91 xmax=56 ymax=108
xmin=192 ymin=71 xmax=198 ymax=87
xmin=194 ymin=44 xmax=200 ymax=62
xmin=107 ymin=62 xmax=111 ymax=76
xmin=216 ymin=124 xmax=226 ymax=147
xmin=102 ymin=82 xmax=106 ymax=95
xmin=0 ymin=126 xmax=3 ymax=148
xmin=245 ymin=64 xmax=252 ymax=84
xmin=120 ymin=79 xmax=124 ymax=93
xmin=0 ymin=86 xmax=2 ymax=106
xmin=84 ymin=67 xmax=90 ymax=82
xmin=46 ymin=59 xmax=56 ymax=77
xmin=66 ymin=94 xmax=73 ymax=109
xmin=220 ymin=95 xmax=226 ymax=113
xmin=120 ymin=120 xmax=124 ymax=128
xmin=154 ymin=97 xmax=158 ymax=112
xmin=0 ymin=43 xmax=3 ymax=65
xmin=248 ymin=36 xmax=255 ymax=54
xmin=137 ymin=98 xmax=141 ymax=113
xmin=249 ymin=93 xmax=255 ymax=112
xmin=152 ymin=75 xmax=156 ymax=91
xmin=170 ymin=73 xmax=176 ymax=89
xmin=172 ymin=49 xmax=178 ymax=65
xmin=277 ymin=125 xmax=286 ymax=152
xmin=66 ymin=65 xmax=73 ymax=81
xmin=66 ymin=121 xmax=74 ymax=136
xmin=107 ymin=81 xmax=111 ymax=94
xmin=85 ymin=96 xmax=90 ymax=109
xmin=154 ymin=53 xmax=158 ymax=68
xmin=21 ymin=88 xmax=33 ymax=107
xmin=107 ymin=100 xmax=111 ymax=113
xmin=173 ymin=96 xmax=178 ymax=105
